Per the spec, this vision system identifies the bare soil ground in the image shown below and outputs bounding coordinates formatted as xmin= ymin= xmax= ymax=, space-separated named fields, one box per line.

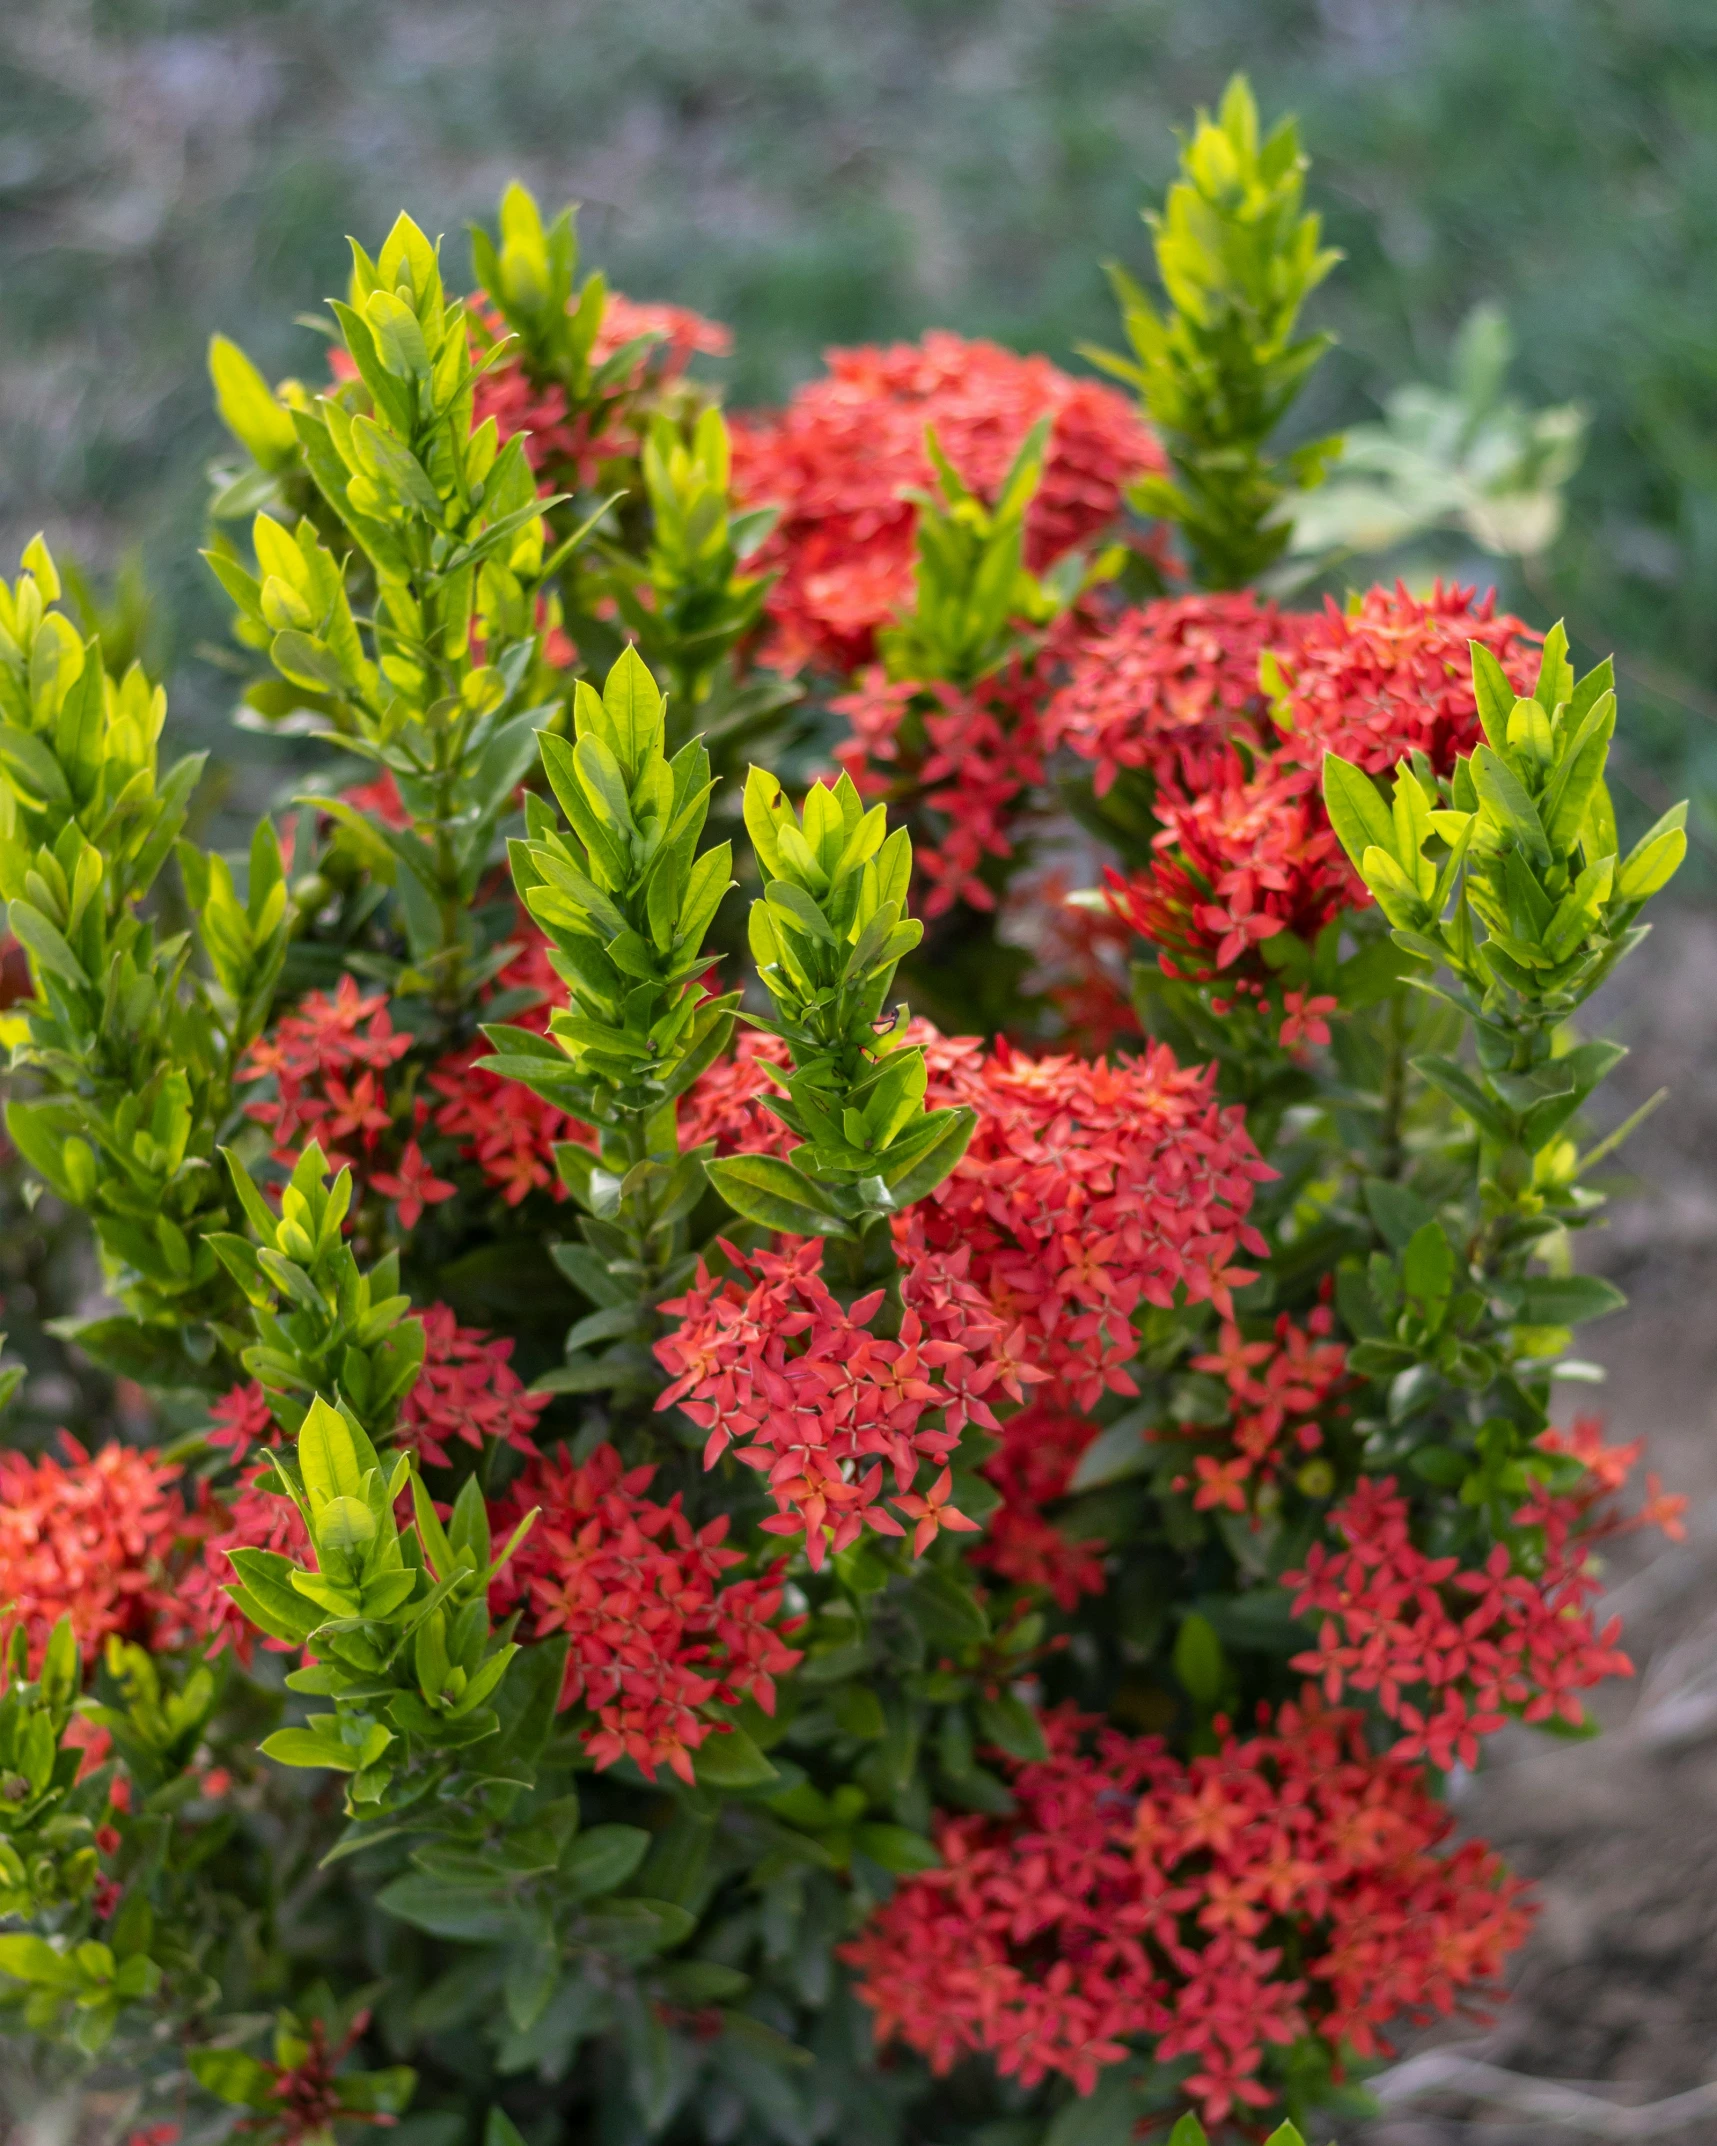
xmin=1355 ymin=906 xmax=1717 ymax=2143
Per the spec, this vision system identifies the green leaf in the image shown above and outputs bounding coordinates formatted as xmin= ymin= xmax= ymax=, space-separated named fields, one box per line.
xmin=1402 ymin=1221 xmax=1454 ymax=1328
xmin=1533 ymin=619 xmax=1573 ymax=716
xmin=1321 ymin=755 xmax=1397 ymax=873
xmin=224 ymin=1549 xmax=324 ymax=1645
xmin=1471 ymin=744 xmax=1551 ymax=867
xmin=261 ymin=1727 xmax=362 ymax=1773
xmin=1413 ymin=1055 xmax=1514 ymax=1144
xmin=975 ymin=1693 xmax=1047 ymax=1763
xmin=209 ymin=335 xmax=298 ymax=469
xmin=0 ymin=1935 xmax=70 ymax=1986
xmin=1068 ymin=1413 xmax=1151 ymax=1491
xmin=1362 ymin=1177 xmax=1435 ymax=1253
xmin=7 ymin=899 xmax=88 ymax=987
xmin=189 ymin=2049 xmax=277 ymax=2109
xmin=561 ymin=1824 xmax=650 ymax=1900
xmin=693 ymin=1728 xmax=779 ymax=1789
xmin=880 ymin=1105 xmax=976 ymax=1206
xmin=1173 ymin=1613 xmax=1224 ymax=1706
xmin=299 ymin=1393 xmax=373 ymax=1504
xmin=852 ymin=1823 xmax=940 ymax=1875
xmin=376 ymin=1876 xmax=527 ymax=1943
xmin=600 ymin=644 xmax=666 ymax=777
xmin=271 ymin=629 xmax=352 ymax=699
xmin=908 ymin=1567 xmax=989 ymax=1648
xmin=704 ymin=1154 xmax=851 ymax=1237
xmin=1043 ymin=2067 xmax=1152 ymax=2145
xmin=1515 ymin=1274 xmax=1626 ymax=1326
xmin=1617 ymin=802 xmax=1688 ymax=901
xmin=0 ymin=723 xmax=73 ymax=809
xmin=1469 ymin=641 xmax=1517 ymax=751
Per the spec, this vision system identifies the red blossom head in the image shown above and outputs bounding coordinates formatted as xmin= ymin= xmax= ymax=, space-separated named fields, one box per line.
xmin=488 ymin=1442 xmax=803 ymax=1784
xmin=1101 ymin=751 xmax=1357 ymax=988
xmin=842 ymin=1700 xmax=1530 ymax=2127
xmin=1273 ymin=581 xmax=1540 ymax=778
xmin=1047 ymin=590 xmax=1291 ymax=797
xmin=731 ymin=332 xmax=1164 ymax=674
xmin=1282 ymin=1474 xmax=1641 ymax=1771
xmin=0 ymin=1437 xmax=199 ymax=1669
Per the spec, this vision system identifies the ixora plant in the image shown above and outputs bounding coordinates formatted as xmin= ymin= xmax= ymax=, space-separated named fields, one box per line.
xmin=0 ymin=73 xmax=1691 ymax=2146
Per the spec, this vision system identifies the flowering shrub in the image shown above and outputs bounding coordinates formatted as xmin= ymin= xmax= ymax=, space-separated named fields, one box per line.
xmin=0 ymin=79 xmax=1689 ymax=2146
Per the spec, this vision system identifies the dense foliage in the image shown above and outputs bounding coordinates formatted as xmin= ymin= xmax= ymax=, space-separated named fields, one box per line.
xmin=0 ymin=76 xmax=1689 ymax=2146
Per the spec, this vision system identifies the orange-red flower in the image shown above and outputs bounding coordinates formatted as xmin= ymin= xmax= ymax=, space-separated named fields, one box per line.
xmin=1273 ymin=581 xmax=1540 ymax=779
xmin=731 ymin=332 xmax=1163 ymax=674
xmin=0 ymin=1437 xmax=199 ymax=1670
xmin=488 ymin=1443 xmax=803 ymax=1784
xmin=1047 ymin=590 xmax=1288 ymax=796
xmin=842 ymin=1700 xmax=1530 ymax=2126
xmin=1284 ymin=1475 xmax=1639 ymax=1770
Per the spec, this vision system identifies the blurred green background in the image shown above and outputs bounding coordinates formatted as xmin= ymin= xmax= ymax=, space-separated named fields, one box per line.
xmin=6 ymin=0 xmax=1717 ymax=858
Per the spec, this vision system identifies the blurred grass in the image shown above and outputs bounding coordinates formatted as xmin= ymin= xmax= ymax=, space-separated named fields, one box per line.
xmin=6 ymin=0 xmax=1717 ymax=850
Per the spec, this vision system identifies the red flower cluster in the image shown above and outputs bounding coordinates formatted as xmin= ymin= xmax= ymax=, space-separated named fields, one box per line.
xmin=1176 ymin=1308 xmax=1349 ymax=1514
xmin=843 ymin=1700 xmax=1529 ymax=2126
xmin=1101 ymin=752 xmax=1356 ymax=988
xmin=731 ymin=332 xmax=1163 ymax=674
xmin=241 ymin=978 xmax=457 ymax=1232
xmin=0 ymin=1437 xmax=194 ymax=1669
xmin=1537 ymin=1416 xmax=1688 ymax=1541
xmin=971 ymin=1396 xmax=1107 ymax=1610
xmin=657 ymin=1030 xmax=1268 ymax=1563
xmin=430 ymin=928 xmax=578 ymax=1206
xmin=1046 ymin=591 xmax=1287 ymax=797
xmin=469 ymin=293 xmax=732 ymax=493
xmin=655 ymin=1234 xmax=1018 ymax=1567
xmin=1284 ymin=1477 xmax=1636 ymax=1770
xmin=1069 ymin=585 xmax=1540 ymax=998
xmin=488 ymin=1442 xmax=803 ymax=1784
xmin=918 ymin=1033 xmax=1273 ymax=1409
xmin=832 ymin=636 xmax=1069 ymax=916
xmin=1273 ymin=582 xmax=1539 ymax=779
xmin=389 ymin=1304 xmax=547 ymax=1470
